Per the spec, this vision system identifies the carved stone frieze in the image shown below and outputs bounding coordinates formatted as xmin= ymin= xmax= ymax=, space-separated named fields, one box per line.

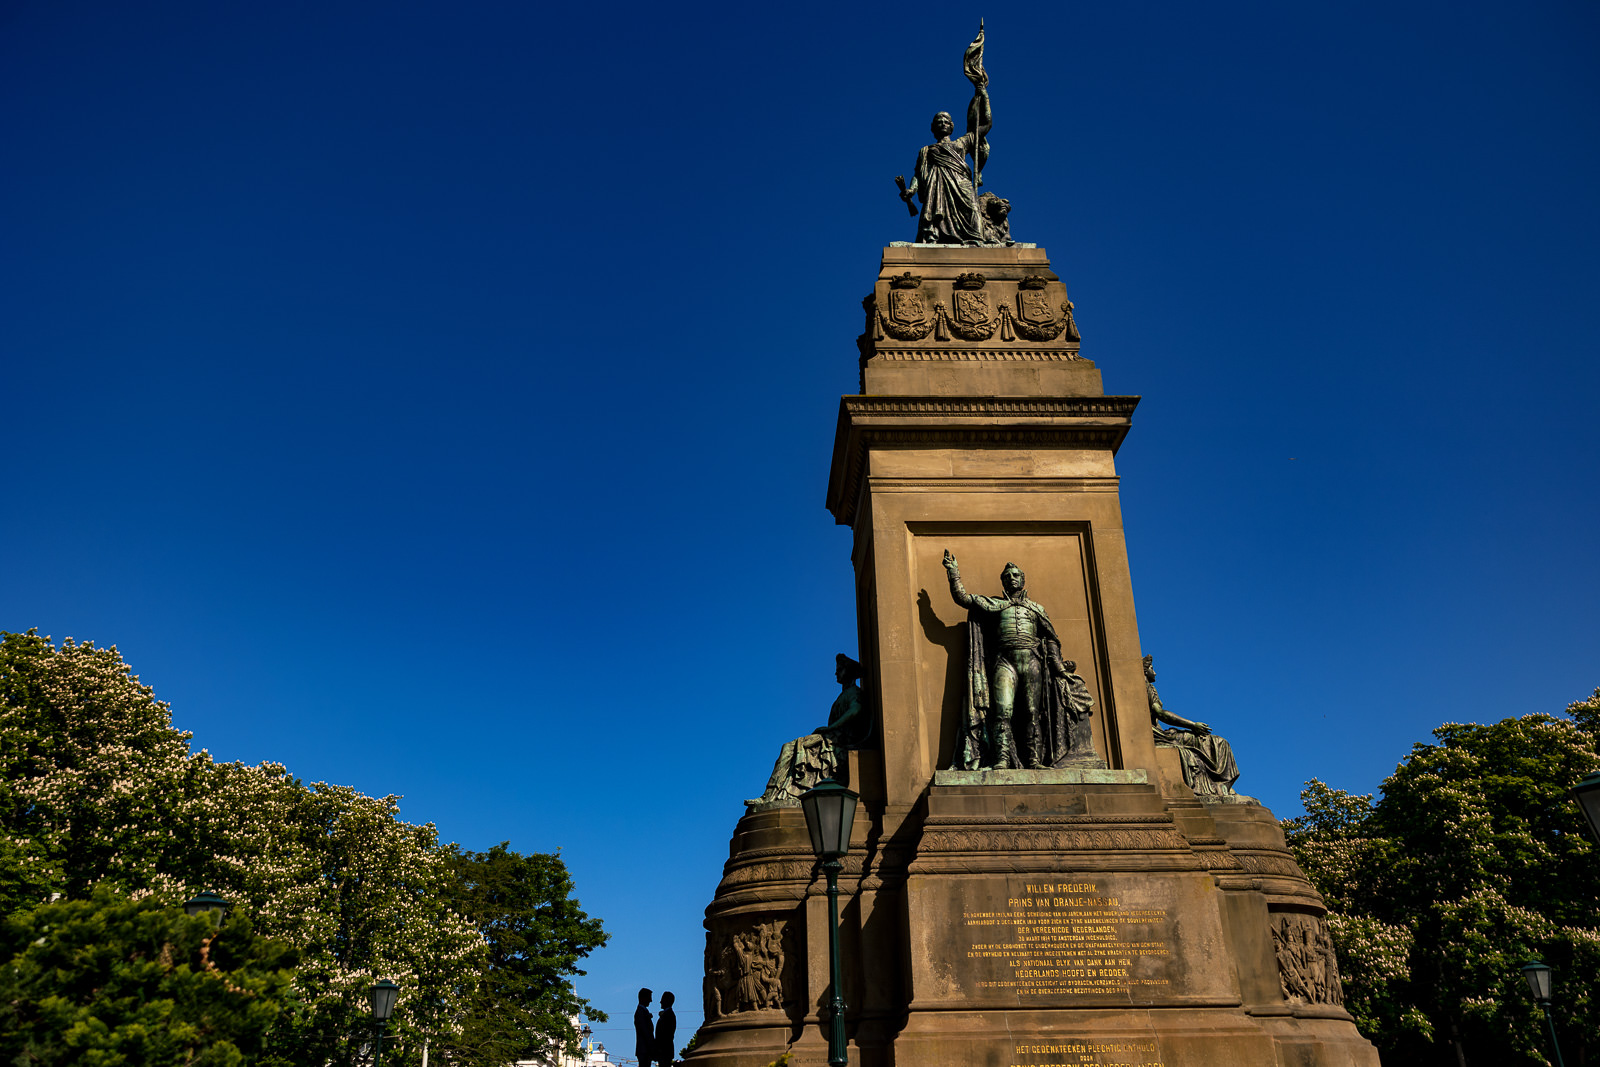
xmin=1271 ymin=912 xmax=1346 ymax=1007
xmin=870 ymin=347 xmax=1084 ymax=362
xmin=704 ymin=918 xmax=795 ymax=1022
xmin=866 ymin=263 xmax=1085 ymax=354
xmin=843 ymin=396 xmax=1137 ymax=417
xmin=919 ymin=826 xmax=1186 ymax=854
xmin=715 ymin=843 xmax=870 ymax=895
xmin=717 ymin=858 xmax=817 ymax=889
xmin=1235 ymin=852 xmax=1309 ymax=879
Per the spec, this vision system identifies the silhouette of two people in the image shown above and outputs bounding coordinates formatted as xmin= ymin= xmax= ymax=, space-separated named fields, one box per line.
xmin=635 ymin=987 xmax=677 ymax=1067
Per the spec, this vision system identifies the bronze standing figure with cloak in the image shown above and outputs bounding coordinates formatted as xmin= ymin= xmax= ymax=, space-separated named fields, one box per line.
xmin=943 ymin=552 xmax=1100 ymax=770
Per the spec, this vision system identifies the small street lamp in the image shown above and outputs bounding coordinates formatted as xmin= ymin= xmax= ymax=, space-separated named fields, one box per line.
xmin=369 ymin=979 xmax=400 ymax=1067
xmin=1571 ymin=771 xmax=1600 ymax=847
xmin=800 ymin=778 xmax=859 ymax=1067
xmin=183 ymin=891 xmax=229 ymax=926
xmin=1520 ymin=960 xmax=1566 ymax=1067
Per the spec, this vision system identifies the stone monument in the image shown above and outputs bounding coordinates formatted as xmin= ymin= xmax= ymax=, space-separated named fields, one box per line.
xmin=683 ymin=24 xmax=1379 ymax=1067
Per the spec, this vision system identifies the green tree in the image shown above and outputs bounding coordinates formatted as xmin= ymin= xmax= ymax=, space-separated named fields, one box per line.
xmin=0 ymin=633 xmax=483 ymax=1061
xmin=438 ymin=842 xmax=609 ymax=1066
xmin=0 ymin=886 xmax=297 ymax=1066
xmin=0 ymin=630 xmax=196 ymax=900
xmin=1285 ymin=704 xmax=1600 ymax=1065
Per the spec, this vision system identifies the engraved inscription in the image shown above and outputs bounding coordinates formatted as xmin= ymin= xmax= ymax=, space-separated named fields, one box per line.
xmin=961 ymin=881 xmax=1173 ymax=996
xmin=1011 ymin=1040 xmax=1164 ymax=1066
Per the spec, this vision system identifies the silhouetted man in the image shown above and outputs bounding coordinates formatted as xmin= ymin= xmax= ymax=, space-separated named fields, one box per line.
xmin=655 ymin=990 xmax=677 ymax=1066
xmin=635 ymin=987 xmax=656 ymax=1067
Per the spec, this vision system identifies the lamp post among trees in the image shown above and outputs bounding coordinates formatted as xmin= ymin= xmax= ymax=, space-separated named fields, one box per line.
xmin=1572 ymin=771 xmax=1600 ymax=847
xmin=183 ymin=891 xmax=229 ymax=923
xmin=800 ymin=778 xmax=859 ymax=1067
xmin=369 ymin=979 xmax=400 ymax=1067
xmin=1520 ymin=961 xmax=1566 ymax=1067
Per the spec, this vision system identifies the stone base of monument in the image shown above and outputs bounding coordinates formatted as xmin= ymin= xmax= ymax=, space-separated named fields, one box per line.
xmin=686 ymin=777 xmax=1378 ymax=1067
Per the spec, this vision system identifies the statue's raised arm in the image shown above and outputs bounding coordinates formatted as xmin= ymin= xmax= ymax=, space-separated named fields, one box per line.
xmin=943 ymin=550 xmax=976 ymax=608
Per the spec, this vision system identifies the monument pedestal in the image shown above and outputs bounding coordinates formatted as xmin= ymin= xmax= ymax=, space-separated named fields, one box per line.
xmin=685 ymin=246 xmax=1378 ymax=1067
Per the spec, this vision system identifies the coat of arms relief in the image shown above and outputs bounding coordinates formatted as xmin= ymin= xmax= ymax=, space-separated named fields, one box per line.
xmin=870 ymin=270 xmax=1081 ymax=346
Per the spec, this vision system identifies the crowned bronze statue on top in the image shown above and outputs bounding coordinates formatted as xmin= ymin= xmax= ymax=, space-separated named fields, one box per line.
xmin=942 ymin=552 xmax=1100 ymax=770
xmin=895 ymin=21 xmax=1015 ymax=246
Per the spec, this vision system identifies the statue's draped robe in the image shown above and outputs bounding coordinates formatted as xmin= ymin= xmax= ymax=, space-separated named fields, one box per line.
xmin=1148 ymin=681 xmax=1241 ymax=796
xmin=915 ymin=134 xmax=984 ymax=245
xmin=750 ymin=684 xmax=868 ymax=806
xmin=956 ymin=593 xmax=1095 ymax=769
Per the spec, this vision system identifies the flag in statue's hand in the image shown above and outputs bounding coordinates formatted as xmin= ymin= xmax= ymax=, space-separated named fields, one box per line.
xmin=963 ymin=20 xmax=990 ymax=184
xmin=964 ymin=21 xmax=987 ymax=91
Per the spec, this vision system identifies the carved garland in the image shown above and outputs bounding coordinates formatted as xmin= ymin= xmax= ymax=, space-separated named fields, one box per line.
xmin=997 ymin=300 xmax=1079 ymax=342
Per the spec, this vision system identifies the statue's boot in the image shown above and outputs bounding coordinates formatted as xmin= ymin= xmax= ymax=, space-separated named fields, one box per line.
xmin=1019 ymin=717 xmax=1045 ymax=769
xmin=985 ymin=720 xmax=1016 ymax=769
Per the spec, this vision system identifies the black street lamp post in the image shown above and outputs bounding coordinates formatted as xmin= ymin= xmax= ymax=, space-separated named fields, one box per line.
xmin=1520 ymin=960 xmax=1566 ymax=1067
xmin=1572 ymin=771 xmax=1600 ymax=847
xmin=369 ymin=979 xmax=400 ymax=1067
xmin=800 ymin=778 xmax=859 ymax=1067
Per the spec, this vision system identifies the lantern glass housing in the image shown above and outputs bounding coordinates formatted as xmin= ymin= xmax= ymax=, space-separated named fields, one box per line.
xmin=183 ymin=891 xmax=229 ymax=919
xmin=1572 ymin=771 xmax=1600 ymax=847
xmin=370 ymin=979 xmax=400 ymax=1021
xmin=1521 ymin=960 xmax=1554 ymax=1005
xmin=800 ymin=779 xmax=859 ymax=860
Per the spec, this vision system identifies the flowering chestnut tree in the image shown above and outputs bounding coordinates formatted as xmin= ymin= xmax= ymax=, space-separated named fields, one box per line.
xmin=0 ymin=631 xmax=605 ymax=1064
xmin=1285 ymin=696 xmax=1600 ymax=1066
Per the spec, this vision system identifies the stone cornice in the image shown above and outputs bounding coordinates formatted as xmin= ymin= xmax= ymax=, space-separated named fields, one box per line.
xmin=870 ymin=348 xmax=1089 ymax=363
xmin=825 ymin=395 xmax=1141 ymax=526
xmin=843 ymin=396 xmax=1138 ymax=418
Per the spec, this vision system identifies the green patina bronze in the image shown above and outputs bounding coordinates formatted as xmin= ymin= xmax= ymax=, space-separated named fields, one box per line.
xmin=943 ymin=551 xmax=1100 ymax=771
xmin=746 ymin=655 xmax=872 ymax=811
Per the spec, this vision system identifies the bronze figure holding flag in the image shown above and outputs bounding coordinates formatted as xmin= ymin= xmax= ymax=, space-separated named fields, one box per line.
xmin=896 ymin=21 xmax=1000 ymax=245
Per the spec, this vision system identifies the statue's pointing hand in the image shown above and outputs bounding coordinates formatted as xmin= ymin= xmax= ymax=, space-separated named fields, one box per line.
xmin=942 ymin=550 xmax=959 ymax=574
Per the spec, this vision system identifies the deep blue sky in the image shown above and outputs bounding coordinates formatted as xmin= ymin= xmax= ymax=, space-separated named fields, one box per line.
xmin=4 ymin=0 xmax=1597 ymax=1050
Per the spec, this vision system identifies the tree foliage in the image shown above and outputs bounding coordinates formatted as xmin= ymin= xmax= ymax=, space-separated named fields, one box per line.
xmin=438 ymin=843 xmax=610 ymax=1066
xmin=1285 ymin=700 xmax=1600 ymax=1065
xmin=0 ymin=886 xmax=297 ymax=1066
xmin=0 ymin=631 xmax=607 ymax=1062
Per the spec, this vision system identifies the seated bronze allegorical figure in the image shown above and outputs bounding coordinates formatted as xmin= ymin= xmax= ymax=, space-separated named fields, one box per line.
xmin=746 ymin=654 xmax=871 ymax=811
xmin=1145 ymin=654 xmax=1254 ymax=803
